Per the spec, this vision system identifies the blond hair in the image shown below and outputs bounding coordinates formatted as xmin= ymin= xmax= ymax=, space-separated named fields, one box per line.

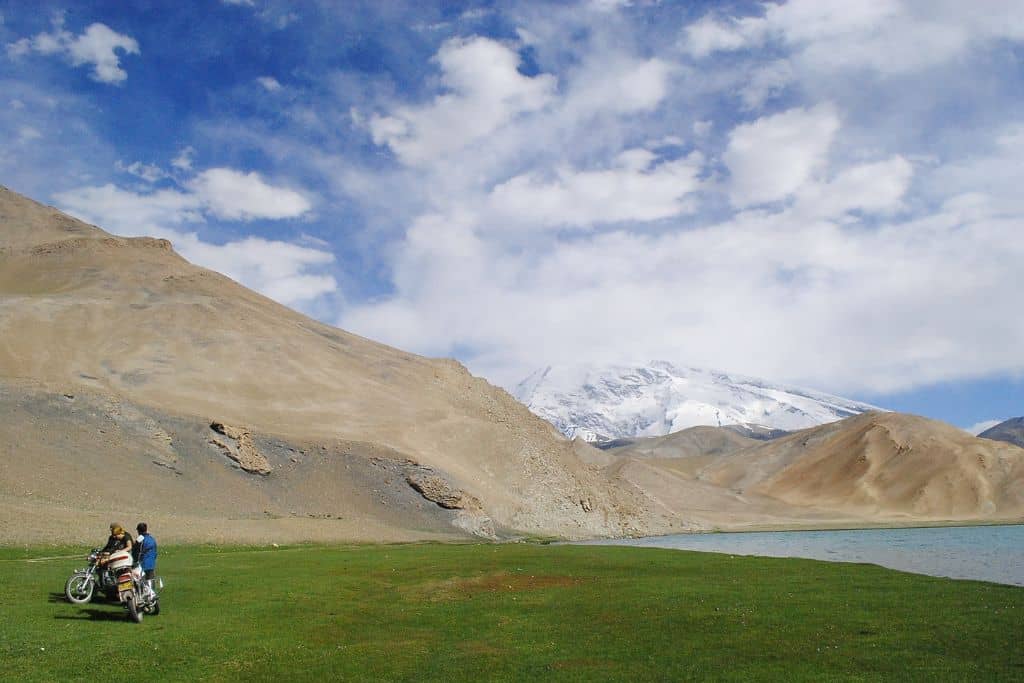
xmin=110 ymin=524 xmax=125 ymax=536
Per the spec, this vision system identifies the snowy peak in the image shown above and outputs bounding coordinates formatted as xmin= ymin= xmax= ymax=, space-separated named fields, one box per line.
xmin=513 ymin=361 xmax=883 ymax=442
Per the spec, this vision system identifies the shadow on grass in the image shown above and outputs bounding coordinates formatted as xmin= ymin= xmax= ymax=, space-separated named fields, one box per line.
xmin=49 ymin=591 xmax=113 ymax=604
xmin=55 ymin=608 xmax=127 ymax=622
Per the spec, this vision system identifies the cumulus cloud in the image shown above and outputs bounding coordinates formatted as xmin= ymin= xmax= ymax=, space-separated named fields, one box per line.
xmin=7 ymin=20 xmax=139 ymax=84
xmin=562 ymin=57 xmax=672 ymax=115
xmin=336 ymin=9 xmax=1024 ymax=396
xmin=54 ymin=183 xmax=203 ymax=229
xmin=180 ymin=235 xmax=336 ymax=305
xmin=724 ymin=104 xmax=840 ymax=207
xmin=186 ymin=168 xmax=311 ymax=221
xmin=487 ymin=149 xmax=703 ymax=229
xmin=794 ymin=156 xmax=914 ymax=218
xmin=683 ymin=14 xmax=755 ymax=58
xmin=343 ymin=161 xmax=1024 ymax=392
xmin=52 ymin=170 xmax=330 ymax=306
xmin=368 ymin=36 xmax=556 ymax=165
xmin=683 ymin=0 xmax=1024 ymax=76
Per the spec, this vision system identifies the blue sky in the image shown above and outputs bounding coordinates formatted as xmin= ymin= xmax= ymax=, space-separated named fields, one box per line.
xmin=1 ymin=0 xmax=1022 ymax=431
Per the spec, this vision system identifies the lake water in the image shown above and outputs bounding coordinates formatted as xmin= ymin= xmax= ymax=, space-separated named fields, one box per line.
xmin=580 ymin=525 xmax=1024 ymax=586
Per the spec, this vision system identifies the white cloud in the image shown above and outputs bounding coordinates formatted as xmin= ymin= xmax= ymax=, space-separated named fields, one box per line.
xmin=66 ymin=168 xmax=311 ymax=225
xmin=221 ymin=0 xmax=255 ymax=5
xmin=54 ymin=183 xmax=204 ymax=229
xmin=683 ymin=15 xmax=753 ymax=58
xmin=180 ymin=235 xmax=336 ymax=305
xmin=966 ymin=420 xmax=1002 ymax=436
xmin=334 ymin=3 xmax=1024 ymax=396
xmin=562 ymin=57 xmax=671 ymax=115
xmin=186 ymin=168 xmax=311 ymax=221
xmin=683 ymin=0 xmax=1024 ymax=76
xmin=171 ymin=146 xmax=196 ymax=171
xmin=7 ymin=21 xmax=139 ymax=84
xmin=257 ymin=76 xmax=282 ymax=92
xmin=487 ymin=149 xmax=703 ymax=229
xmin=115 ymin=160 xmax=166 ymax=183
xmin=724 ymin=104 xmax=840 ymax=207
xmin=794 ymin=156 xmax=913 ymax=218
xmin=368 ymin=36 xmax=556 ymax=166
xmin=739 ymin=60 xmax=794 ymax=110
xmin=343 ymin=178 xmax=1024 ymax=393
xmin=53 ymin=176 xmax=333 ymax=307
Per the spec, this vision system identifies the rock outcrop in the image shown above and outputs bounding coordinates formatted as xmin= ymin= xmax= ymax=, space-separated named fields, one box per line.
xmin=209 ymin=422 xmax=272 ymax=475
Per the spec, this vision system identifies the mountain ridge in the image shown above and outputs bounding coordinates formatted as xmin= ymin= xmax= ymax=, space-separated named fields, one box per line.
xmin=0 ymin=185 xmax=654 ymax=542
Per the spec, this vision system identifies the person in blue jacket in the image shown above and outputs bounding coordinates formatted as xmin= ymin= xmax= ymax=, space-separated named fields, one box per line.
xmin=134 ymin=522 xmax=158 ymax=585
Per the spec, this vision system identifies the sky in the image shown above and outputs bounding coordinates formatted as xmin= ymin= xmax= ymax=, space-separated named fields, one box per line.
xmin=1 ymin=0 xmax=1022 ymax=431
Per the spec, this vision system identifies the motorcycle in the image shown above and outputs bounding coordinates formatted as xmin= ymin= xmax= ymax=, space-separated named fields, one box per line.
xmin=64 ymin=548 xmax=118 ymax=603
xmin=65 ymin=548 xmax=162 ymax=622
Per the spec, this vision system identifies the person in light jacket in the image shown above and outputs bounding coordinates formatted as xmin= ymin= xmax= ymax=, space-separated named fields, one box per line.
xmin=134 ymin=522 xmax=158 ymax=588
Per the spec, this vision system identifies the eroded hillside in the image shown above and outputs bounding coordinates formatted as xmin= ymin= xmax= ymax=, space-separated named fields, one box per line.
xmin=0 ymin=186 xmax=657 ymax=542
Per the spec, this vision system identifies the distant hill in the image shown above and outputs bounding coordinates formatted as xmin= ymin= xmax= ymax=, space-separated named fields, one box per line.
xmin=602 ymin=412 xmax=1024 ymax=529
xmin=978 ymin=417 xmax=1024 ymax=449
xmin=602 ymin=425 xmax=761 ymax=459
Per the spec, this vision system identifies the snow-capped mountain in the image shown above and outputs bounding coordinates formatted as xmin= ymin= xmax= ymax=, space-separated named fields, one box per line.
xmin=513 ymin=362 xmax=883 ymax=442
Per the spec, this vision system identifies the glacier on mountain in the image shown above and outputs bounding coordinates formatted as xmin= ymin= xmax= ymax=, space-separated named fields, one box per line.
xmin=513 ymin=361 xmax=883 ymax=442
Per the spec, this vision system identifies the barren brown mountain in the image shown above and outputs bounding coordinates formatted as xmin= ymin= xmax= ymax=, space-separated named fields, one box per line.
xmin=700 ymin=412 xmax=1024 ymax=520
xmin=0 ymin=186 xmax=656 ymax=543
xmin=605 ymin=426 xmax=761 ymax=460
xmin=1 ymin=185 xmax=1021 ymax=544
xmin=603 ymin=413 xmax=1024 ymax=529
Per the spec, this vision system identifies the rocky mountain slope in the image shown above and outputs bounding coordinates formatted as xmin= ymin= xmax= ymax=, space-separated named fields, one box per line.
xmin=1 ymin=185 xmax=1020 ymax=542
xmin=979 ymin=417 xmax=1024 ymax=449
xmin=514 ymin=362 xmax=881 ymax=442
xmin=0 ymin=186 xmax=653 ymax=543
xmin=599 ymin=412 xmax=1024 ymax=529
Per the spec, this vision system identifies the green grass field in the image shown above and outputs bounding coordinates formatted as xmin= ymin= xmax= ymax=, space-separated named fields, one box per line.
xmin=1 ymin=543 xmax=1021 ymax=681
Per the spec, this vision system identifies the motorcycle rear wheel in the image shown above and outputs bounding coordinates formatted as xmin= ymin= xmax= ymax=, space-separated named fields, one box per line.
xmin=126 ymin=593 xmax=143 ymax=623
xmin=64 ymin=575 xmax=94 ymax=604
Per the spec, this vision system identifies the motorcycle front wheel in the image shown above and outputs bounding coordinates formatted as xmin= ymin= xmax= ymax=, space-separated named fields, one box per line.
xmin=126 ymin=593 xmax=143 ymax=623
xmin=64 ymin=574 xmax=94 ymax=604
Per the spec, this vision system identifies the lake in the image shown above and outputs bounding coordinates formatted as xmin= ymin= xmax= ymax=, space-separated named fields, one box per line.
xmin=581 ymin=524 xmax=1024 ymax=586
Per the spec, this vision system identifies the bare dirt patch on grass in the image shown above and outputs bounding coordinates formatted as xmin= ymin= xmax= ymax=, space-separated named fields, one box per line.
xmin=411 ymin=570 xmax=583 ymax=601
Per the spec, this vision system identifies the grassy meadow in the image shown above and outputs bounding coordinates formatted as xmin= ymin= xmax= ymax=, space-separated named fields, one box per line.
xmin=0 ymin=542 xmax=1021 ymax=681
